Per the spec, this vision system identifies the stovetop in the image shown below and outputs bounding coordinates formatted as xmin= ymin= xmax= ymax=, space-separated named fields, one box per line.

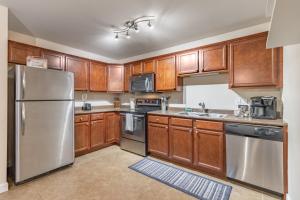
xmin=121 ymin=107 xmax=161 ymax=114
xmin=121 ymin=98 xmax=162 ymax=115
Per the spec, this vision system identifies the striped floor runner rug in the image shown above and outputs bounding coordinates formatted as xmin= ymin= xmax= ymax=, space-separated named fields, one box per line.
xmin=129 ymin=158 xmax=232 ymax=200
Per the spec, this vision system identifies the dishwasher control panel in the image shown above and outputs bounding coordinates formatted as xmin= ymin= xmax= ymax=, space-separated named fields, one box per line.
xmin=225 ymin=123 xmax=283 ymax=141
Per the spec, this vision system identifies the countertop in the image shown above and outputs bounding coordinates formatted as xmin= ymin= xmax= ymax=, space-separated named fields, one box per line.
xmin=147 ymin=110 xmax=286 ymax=127
xmin=75 ymin=107 xmax=130 ymax=114
xmin=75 ymin=107 xmax=286 ymax=127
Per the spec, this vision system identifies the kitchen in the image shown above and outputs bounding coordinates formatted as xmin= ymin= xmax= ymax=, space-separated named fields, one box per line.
xmin=0 ymin=0 xmax=299 ymax=200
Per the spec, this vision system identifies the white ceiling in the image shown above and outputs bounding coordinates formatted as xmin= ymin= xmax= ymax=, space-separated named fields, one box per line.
xmin=0 ymin=0 xmax=269 ymax=60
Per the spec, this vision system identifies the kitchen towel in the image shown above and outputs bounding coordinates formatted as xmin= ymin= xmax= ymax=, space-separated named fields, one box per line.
xmin=125 ymin=113 xmax=134 ymax=132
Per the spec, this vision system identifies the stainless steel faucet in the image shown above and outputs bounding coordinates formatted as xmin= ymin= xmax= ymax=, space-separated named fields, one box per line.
xmin=198 ymin=102 xmax=206 ymax=113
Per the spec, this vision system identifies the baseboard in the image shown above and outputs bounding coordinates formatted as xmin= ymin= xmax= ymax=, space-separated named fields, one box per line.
xmin=0 ymin=182 xmax=8 ymax=193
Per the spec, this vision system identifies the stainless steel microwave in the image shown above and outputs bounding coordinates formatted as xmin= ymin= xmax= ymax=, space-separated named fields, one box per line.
xmin=130 ymin=73 xmax=155 ymax=93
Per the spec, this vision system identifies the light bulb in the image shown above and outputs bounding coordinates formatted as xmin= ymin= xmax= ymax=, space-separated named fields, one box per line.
xmin=126 ymin=31 xmax=131 ymax=39
xmin=134 ymin=24 xmax=139 ymax=33
xmin=148 ymin=21 xmax=153 ymax=29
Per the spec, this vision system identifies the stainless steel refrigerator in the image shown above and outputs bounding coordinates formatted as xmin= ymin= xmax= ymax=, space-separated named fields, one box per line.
xmin=8 ymin=65 xmax=75 ymax=184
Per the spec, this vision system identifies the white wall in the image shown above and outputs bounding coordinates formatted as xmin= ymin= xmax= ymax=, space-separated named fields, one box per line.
xmin=74 ymin=92 xmax=117 ymax=108
xmin=282 ymin=44 xmax=300 ymax=200
xmin=184 ymin=74 xmax=282 ymax=112
xmin=8 ymin=31 xmax=118 ymax=64
xmin=0 ymin=5 xmax=8 ymax=193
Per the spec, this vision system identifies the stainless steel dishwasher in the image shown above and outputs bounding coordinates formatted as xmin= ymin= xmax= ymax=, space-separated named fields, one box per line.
xmin=225 ymin=123 xmax=283 ymax=194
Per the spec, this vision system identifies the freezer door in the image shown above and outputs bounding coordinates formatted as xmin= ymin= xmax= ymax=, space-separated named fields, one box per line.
xmin=15 ymin=65 xmax=74 ymax=101
xmin=15 ymin=101 xmax=74 ymax=183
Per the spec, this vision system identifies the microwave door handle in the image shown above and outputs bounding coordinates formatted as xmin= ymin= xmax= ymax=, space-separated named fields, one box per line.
xmin=146 ymin=78 xmax=150 ymax=92
xmin=144 ymin=78 xmax=148 ymax=91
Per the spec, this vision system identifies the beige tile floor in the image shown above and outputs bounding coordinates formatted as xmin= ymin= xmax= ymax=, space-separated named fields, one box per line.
xmin=0 ymin=145 xmax=281 ymax=200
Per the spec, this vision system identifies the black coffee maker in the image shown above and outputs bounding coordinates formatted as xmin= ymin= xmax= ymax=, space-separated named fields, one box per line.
xmin=250 ymin=96 xmax=277 ymax=119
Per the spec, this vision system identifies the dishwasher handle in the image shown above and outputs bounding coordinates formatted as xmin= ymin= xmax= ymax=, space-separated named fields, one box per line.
xmin=225 ymin=123 xmax=283 ymax=142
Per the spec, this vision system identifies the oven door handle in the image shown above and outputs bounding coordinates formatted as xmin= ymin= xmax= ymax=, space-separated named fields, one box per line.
xmin=120 ymin=113 xmax=145 ymax=118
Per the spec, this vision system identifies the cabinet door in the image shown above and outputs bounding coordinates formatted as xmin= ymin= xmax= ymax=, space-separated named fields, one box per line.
xmin=229 ymin=33 xmax=280 ymax=88
xmin=65 ymin=56 xmax=89 ymax=91
xmin=90 ymin=120 xmax=105 ymax=149
xmin=105 ymin=113 xmax=119 ymax=144
xmin=8 ymin=41 xmax=41 ymax=65
xmin=124 ymin=64 xmax=132 ymax=92
xmin=75 ymin=122 xmax=90 ymax=156
xmin=114 ymin=113 xmax=121 ymax=144
xmin=90 ymin=61 xmax=107 ymax=92
xmin=107 ymin=65 xmax=124 ymax=92
xmin=194 ymin=129 xmax=225 ymax=175
xmin=143 ymin=59 xmax=156 ymax=74
xmin=156 ymin=56 xmax=176 ymax=91
xmin=199 ymin=43 xmax=227 ymax=72
xmin=41 ymin=49 xmax=65 ymax=70
xmin=131 ymin=62 xmax=143 ymax=75
xmin=148 ymin=123 xmax=169 ymax=157
xmin=176 ymin=51 xmax=199 ymax=74
xmin=169 ymin=126 xmax=193 ymax=165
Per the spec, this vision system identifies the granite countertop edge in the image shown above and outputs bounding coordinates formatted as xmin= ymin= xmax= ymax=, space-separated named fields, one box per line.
xmin=147 ymin=110 xmax=286 ymax=127
xmin=75 ymin=107 xmax=286 ymax=127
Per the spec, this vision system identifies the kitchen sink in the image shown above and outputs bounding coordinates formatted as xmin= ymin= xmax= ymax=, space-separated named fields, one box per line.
xmin=176 ymin=111 xmax=227 ymax=118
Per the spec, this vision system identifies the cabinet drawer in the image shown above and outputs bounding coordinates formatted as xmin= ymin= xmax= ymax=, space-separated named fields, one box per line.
xmin=75 ymin=114 xmax=90 ymax=123
xmin=170 ymin=117 xmax=193 ymax=127
xmin=91 ymin=113 xmax=104 ymax=121
xmin=194 ymin=120 xmax=223 ymax=131
xmin=148 ymin=115 xmax=169 ymax=125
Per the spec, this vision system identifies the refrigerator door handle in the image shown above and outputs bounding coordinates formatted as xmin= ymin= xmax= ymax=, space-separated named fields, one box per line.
xmin=22 ymin=71 xmax=26 ymax=99
xmin=21 ymin=103 xmax=26 ymax=136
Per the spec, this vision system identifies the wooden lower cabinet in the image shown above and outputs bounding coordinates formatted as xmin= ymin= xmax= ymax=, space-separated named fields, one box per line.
xmin=75 ymin=112 xmax=120 ymax=157
xmin=105 ymin=112 xmax=120 ymax=144
xmin=75 ymin=121 xmax=90 ymax=156
xmin=148 ymin=115 xmax=225 ymax=177
xmin=90 ymin=120 xmax=105 ymax=149
xmin=193 ymin=129 xmax=225 ymax=176
xmin=148 ymin=123 xmax=169 ymax=157
xmin=169 ymin=125 xmax=193 ymax=165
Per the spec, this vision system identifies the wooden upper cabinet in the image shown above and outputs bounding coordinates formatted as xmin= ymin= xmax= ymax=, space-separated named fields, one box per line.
xmin=148 ymin=123 xmax=169 ymax=158
xmin=176 ymin=50 xmax=199 ymax=74
xmin=41 ymin=49 xmax=65 ymax=70
xmin=169 ymin=125 xmax=193 ymax=165
xmin=229 ymin=32 xmax=281 ymax=88
xmin=124 ymin=64 xmax=132 ymax=92
xmin=194 ymin=129 xmax=225 ymax=176
xmin=65 ymin=56 xmax=90 ymax=91
xmin=75 ymin=121 xmax=90 ymax=156
xmin=107 ymin=65 xmax=124 ymax=92
xmin=131 ymin=62 xmax=143 ymax=75
xmin=156 ymin=55 xmax=176 ymax=91
xmin=89 ymin=61 xmax=107 ymax=92
xmin=199 ymin=43 xmax=227 ymax=72
xmin=142 ymin=59 xmax=156 ymax=74
xmin=8 ymin=41 xmax=41 ymax=65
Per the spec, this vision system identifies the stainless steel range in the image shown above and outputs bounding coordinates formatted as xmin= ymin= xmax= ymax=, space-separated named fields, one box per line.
xmin=120 ymin=98 xmax=161 ymax=156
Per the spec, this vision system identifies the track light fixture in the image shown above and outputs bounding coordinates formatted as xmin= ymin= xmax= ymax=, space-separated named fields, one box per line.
xmin=113 ymin=16 xmax=155 ymax=39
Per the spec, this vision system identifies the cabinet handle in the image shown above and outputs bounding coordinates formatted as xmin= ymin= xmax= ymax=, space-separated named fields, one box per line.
xmin=165 ymin=126 xmax=168 ymax=129
xmin=80 ymin=117 xmax=84 ymax=121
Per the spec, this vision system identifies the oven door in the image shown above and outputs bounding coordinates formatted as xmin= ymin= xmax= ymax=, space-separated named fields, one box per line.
xmin=121 ymin=113 xmax=145 ymax=142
